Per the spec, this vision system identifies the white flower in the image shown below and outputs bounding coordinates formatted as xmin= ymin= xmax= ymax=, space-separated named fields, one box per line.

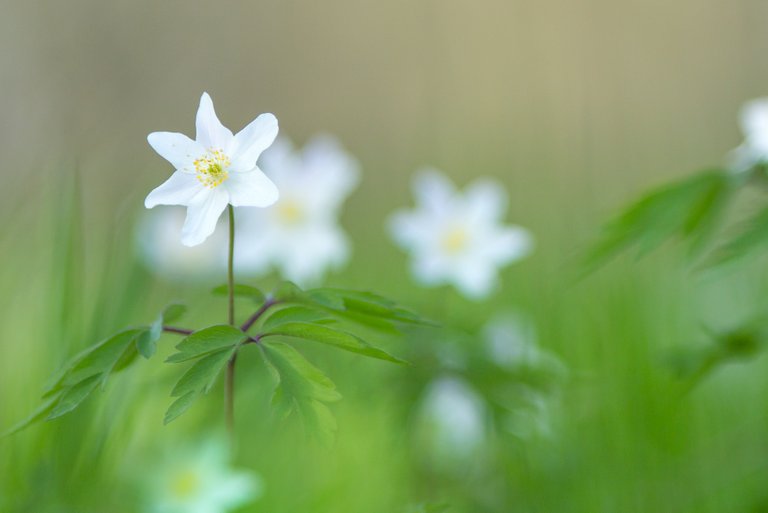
xmin=729 ymin=98 xmax=768 ymax=172
xmin=145 ymin=92 xmax=279 ymax=246
xmin=234 ymin=135 xmax=360 ymax=285
xmin=145 ymin=439 xmax=262 ymax=513
xmin=418 ymin=376 xmax=487 ymax=464
xmin=389 ymin=169 xmax=532 ymax=299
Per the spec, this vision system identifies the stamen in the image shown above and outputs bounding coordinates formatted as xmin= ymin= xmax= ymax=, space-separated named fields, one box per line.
xmin=194 ymin=149 xmax=231 ymax=188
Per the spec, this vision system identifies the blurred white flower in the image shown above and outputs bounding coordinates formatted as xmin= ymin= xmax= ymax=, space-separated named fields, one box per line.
xmin=136 ymin=207 xmax=227 ymax=283
xmin=483 ymin=312 xmax=540 ymax=367
xmin=234 ymin=135 xmax=360 ymax=285
xmin=418 ymin=376 xmax=487 ymax=464
xmin=145 ymin=439 xmax=262 ymax=513
xmin=483 ymin=313 xmax=568 ymax=376
xmin=389 ymin=169 xmax=532 ymax=299
xmin=145 ymin=92 xmax=279 ymax=246
xmin=729 ymin=98 xmax=768 ymax=172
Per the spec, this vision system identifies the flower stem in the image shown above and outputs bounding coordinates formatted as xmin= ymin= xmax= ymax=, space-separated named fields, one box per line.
xmin=226 ymin=205 xmax=236 ymax=434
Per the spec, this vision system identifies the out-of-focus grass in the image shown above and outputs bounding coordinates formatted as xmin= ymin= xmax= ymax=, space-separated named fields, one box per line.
xmin=2 ymin=165 xmax=768 ymax=513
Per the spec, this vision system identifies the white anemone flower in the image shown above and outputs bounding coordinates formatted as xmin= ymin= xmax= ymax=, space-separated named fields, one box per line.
xmin=145 ymin=92 xmax=279 ymax=246
xmin=389 ymin=169 xmax=532 ymax=299
xmin=145 ymin=439 xmax=262 ymax=513
xmin=234 ymin=135 xmax=360 ymax=285
xmin=729 ymin=98 xmax=768 ymax=172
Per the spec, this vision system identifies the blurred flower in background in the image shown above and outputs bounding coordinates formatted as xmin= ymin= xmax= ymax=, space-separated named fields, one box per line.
xmin=389 ymin=169 xmax=532 ymax=299
xmin=483 ymin=313 xmax=565 ymax=373
xmin=136 ymin=207 xmax=227 ymax=283
xmin=145 ymin=92 xmax=279 ymax=246
xmin=728 ymin=98 xmax=768 ymax=173
xmin=234 ymin=135 xmax=360 ymax=286
xmin=416 ymin=375 xmax=488 ymax=468
xmin=142 ymin=438 xmax=262 ymax=513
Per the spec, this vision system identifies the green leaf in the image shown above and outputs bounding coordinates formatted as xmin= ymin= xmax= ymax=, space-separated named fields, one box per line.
xmin=262 ymin=306 xmax=338 ymax=330
xmin=112 ymin=343 xmax=139 ymax=373
xmin=166 ymin=325 xmax=246 ymax=363
xmin=164 ymin=392 xmax=197 ymax=425
xmin=261 ymin=342 xmax=341 ymax=443
xmin=262 ymin=322 xmax=407 ymax=364
xmin=212 ymin=284 xmax=265 ymax=302
xmin=708 ymin=204 xmax=768 ymax=267
xmin=138 ymin=303 xmax=187 ymax=359
xmin=162 ymin=303 xmax=187 ymax=324
xmin=171 ymin=347 xmax=236 ymax=397
xmin=137 ymin=324 xmax=161 ymax=360
xmin=583 ymin=171 xmax=734 ymax=272
xmin=1 ymin=396 xmax=59 ymax=437
xmin=303 ymin=287 xmax=433 ymax=329
xmin=46 ymin=329 xmax=143 ymax=395
xmin=46 ymin=375 xmax=101 ymax=420
xmin=272 ymin=281 xmax=305 ymax=302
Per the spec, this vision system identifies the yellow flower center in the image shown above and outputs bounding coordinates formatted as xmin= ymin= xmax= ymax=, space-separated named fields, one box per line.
xmin=194 ymin=149 xmax=231 ymax=188
xmin=276 ymin=200 xmax=304 ymax=224
xmin=170 ymin=469 xmax=201 ymax=499
xmin=442 ymin=226 xmax=469 ymax=254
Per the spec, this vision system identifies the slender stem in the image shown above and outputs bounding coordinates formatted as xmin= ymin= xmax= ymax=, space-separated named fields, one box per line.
xmin=241 ymin=298 xmax=278 ymax=333
xmin=225 ymin=205 xmax=236 ymax=434
xmin=227 ymin=205 xmax=236 ymax=326
xmin=162 ymin=326 xmax=193 ymax=336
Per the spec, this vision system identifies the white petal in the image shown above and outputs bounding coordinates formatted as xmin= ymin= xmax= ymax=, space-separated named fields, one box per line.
xmin=145 ymin=171 xmax=203 ymax=208
xmin=413 ymin=168 xmax=456 ymax=214
xmin=230 ymin=113 xmax=279 ymax=172
xmin=278 ymin=225 xmax=349 ymax=285
xmin=147 ymin=132 xmax=204 ymax=172
xmin=483 ymin=226 xmax=533 ymax=263
xmin=388 ymin=211 xmax=438 ymax=250
xmin=300 ymin=135 xmax=360 ymax=213
xmin=452 ymin=263 xmax=497 ymax=299
xmin=225 ymin=168 xmax=279 ymax=207
xmin=411 ymin=251 xmax=451 ymax=286
xmin=464 ymin=178 xmax=508 ymax=222
xmin=181 ymin=188 xmax=230 ymax=246
xmin=195 ymin=92 xmax=234 ymax=150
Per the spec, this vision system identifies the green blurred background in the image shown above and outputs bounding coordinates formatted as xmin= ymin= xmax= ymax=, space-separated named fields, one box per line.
xmin=3 ymin=1 xmax=768 ymax=512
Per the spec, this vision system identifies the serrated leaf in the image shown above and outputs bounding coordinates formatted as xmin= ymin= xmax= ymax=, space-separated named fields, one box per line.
xmin=262 ymin=322 xmax=407 ymax=364
xmin=211 ymin=284 xmax=265 ymax=302
xmin=47 ymin=375 xmax=101 ymax=420
xmin=166 ymin=325 xmax=245 ymax=363
xmin=164 ymin=391 xmax=197 ymax=425
xmin=262 ymin=342 xmax=341 ymax=442
xmin=708 ymin=204 xmax=768 ymax=267
xmin=171 ymin=347 xmax=236 ymax=397
xmin=583 ymin=170 xmax=734 ymax=272
xmin=262 ymin=306 xmax=338 ymax=330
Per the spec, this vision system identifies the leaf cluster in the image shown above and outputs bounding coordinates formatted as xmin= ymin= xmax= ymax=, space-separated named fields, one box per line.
xmin=5 ymin=282 xmax=429 ymax=442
